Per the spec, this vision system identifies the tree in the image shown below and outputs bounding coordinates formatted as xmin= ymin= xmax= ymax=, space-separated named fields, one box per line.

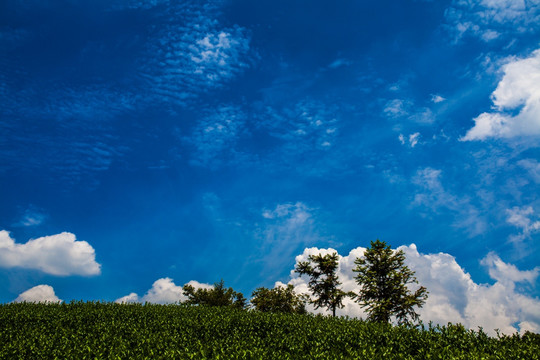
xmin=352 ymin=239 xmax=428 ymax=325
xmin=295 ymin=252 xmax=347 ymax=317
xmin=251 ymin=284 xmax=308 ymax=314
xmin=182 ymin=279 xmax=247 ymax=310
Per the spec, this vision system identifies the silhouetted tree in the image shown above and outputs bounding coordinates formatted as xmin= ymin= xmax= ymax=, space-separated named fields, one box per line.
xmin=295 ymin=252 xmax=347 ymax=317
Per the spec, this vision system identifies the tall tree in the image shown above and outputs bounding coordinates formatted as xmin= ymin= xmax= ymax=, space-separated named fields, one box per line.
xmin=352 ymin=240 xmax=428 ymax=325
xmin=295 ymin=252 xmax=347 ymax=317
xmin=182 ymin=279 xmax=246 ymax=309
xmin=251 ymin=284 xmax=308 ymax=314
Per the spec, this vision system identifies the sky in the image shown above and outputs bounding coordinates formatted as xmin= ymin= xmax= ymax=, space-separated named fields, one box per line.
xmin=1 ymin=0 xmax=539 ymax=334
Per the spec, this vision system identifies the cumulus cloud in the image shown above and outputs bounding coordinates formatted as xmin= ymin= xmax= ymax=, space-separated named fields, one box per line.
xmin=412 ymin=168 xmax=486 ymax=236
xmin=13 ymin=285 xmax=62 ymax=303
xmin=286 ymin=245 xmax=540 ymax=335
xmin=462 ymin=49 xmax=540 ymax=141
xmin=506 ymin=206 xmax=540 ymax=243
xmin=0 ymin=231 xmax=101 ymax=276
xmin=115 ymin=278 xmax=212 ymax=304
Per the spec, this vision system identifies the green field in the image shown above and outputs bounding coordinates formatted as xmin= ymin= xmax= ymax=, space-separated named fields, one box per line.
xmin=1 ymin=302 xmax=538 ymax=359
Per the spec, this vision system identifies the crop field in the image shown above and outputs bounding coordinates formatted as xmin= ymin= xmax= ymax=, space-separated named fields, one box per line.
xmin=1 ymin=302 xmax=539 ymax=359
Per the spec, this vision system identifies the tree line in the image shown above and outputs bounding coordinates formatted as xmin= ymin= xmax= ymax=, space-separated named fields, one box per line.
xmin=181 ymin=240 xmax=428 ymax=325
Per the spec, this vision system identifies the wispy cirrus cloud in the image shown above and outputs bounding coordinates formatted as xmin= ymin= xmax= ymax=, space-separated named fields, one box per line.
xmin=445 ymin=0 xmax=540 ymax=42
xmin=14 ymin=205 xmax=47 ymax=227
xmin=255 ymin=202 xmax=321 ymax=276
xmin=412 ymin=168 xmax=487 ymax=236
xmin=506 ymin=205 xmax=540 ymax=243
xmin=518 ymin=159 xmax=540 ymax=183
xmin=383 ymin=99 xmax=435 ymax=126
xmin=255 ymin=100 xmax=340 ymax=166
xmin=184 ymin=105 xmax=251 ymax=169
xmin=136 ymin=2 xmax=252 ymax=105
xmin=0 ymin=0 xmax=252 ymax=182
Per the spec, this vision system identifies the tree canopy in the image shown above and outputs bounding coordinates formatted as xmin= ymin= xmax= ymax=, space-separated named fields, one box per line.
xmin=352 ymin=240 xmax=428 ymax=324
xmin=295 ymin=252 xmax=347 ymax=317
xmin=251 ymin=284 xmax=307 ymax=314
xmin=182 ymin=280 xmax=246 ymax=309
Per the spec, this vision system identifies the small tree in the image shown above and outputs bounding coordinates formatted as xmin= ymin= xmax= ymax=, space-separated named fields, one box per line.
xmin=295 ymin=252 xmax=347 ymax=317
xmin=251 ymin=284 xmax=308 ymax=314
xmin=352 ymin=239 xmax=428 ymax=325
xmin=183 ymin=279 xmax=247 ymax=310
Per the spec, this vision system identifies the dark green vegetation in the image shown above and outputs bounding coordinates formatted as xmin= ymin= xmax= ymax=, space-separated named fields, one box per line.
xmin=295 ymin=252 xmax=347 ymax=317
xmin=251 ymin=284 xmax=308 ymax=314
xmin=183 ymin=280 xmax=247 ymax=310
xmin=1 ymin=302 xmax=539 ymax=359
xmin=352 ymin=240 xmax=428 ymax=324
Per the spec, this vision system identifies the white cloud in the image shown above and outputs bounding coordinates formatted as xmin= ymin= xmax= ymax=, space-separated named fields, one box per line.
xmin=384 ymin=99 xmax=411 ymax=118
xmin=431 ymin=94 xmax=446 ymax=103
xmin=518 ymin=159 xmax=540 ymax=183
xmin=138 ymin=6 xmax=252 ymax=105
xmin=115 ymin=292 xmax=140 ymax=304
xmin=189 ymin=31 xmax=251 ymax=83
xmin=13 ymin=285 xmax=62 ymax=303
xmin=286 ymin=245 xmax=540 ymax=335
xmin=480 ymin=252 xmax=540 ymax=285
xmin=412 ymin=168 xmax=486 ymax=236
xmin=115 ymin=278 xmax=213 ymax=304
xmin=257 ymin=202 xmax=321 ymax=276
xmin=398 ymin=132 xmax=421 ymax=147
xmin=0 ymin=230 xmax=101 ymax=276
xmin=384 ymin=99 xmax=434 ymax=125
xmin=462 ymin=49 xmax=540 ymax=141
xmin=409 ymin=132 xmax=420 ymax=147
xmin=446 ymin=0 xmax=540 ymax=42
xmin=14 ymin=206 xmax=47 ymax=227
xmin=506 ymin=206 xmax=540 ymax=242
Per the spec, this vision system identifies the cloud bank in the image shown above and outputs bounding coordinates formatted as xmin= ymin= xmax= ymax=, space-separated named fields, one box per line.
xmin=13 ymin=285 xmax=62 ymax=303
xmin=115 ymin=278 xmax=212 ymax=304
xmin=286 ymin=245 xmax=540 ymax=335
xmin=0 ymin=231 xmax=101 ymax=276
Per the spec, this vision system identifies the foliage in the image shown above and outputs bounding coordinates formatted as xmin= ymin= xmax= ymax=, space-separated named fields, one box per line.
xmin=1 ymin=302 xmax=539 ymax=359
xmin=295 ymin=252 xmax=347 ymax=317
xmin=251 ymin=284 xmax=308 ymax=314
xmin=352 ymin=239 xmax=428 ymax=325
xmin=183 ymin=279 xmax=247 ymax=309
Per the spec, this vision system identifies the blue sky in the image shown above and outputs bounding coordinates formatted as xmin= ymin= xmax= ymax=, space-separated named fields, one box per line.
xmin=1 ymin=0 xmax=540 ymax=333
